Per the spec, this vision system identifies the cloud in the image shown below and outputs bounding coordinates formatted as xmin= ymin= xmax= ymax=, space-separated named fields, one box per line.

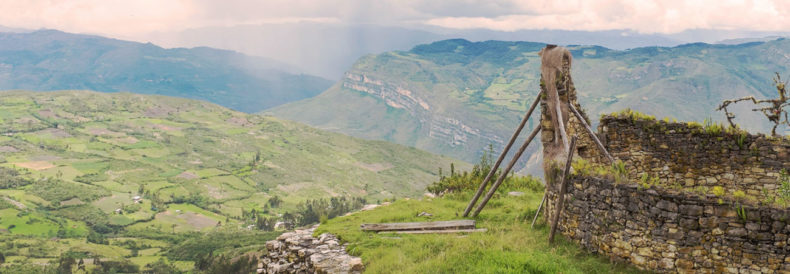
xmin=425 ymin=0 xmax=790 ymax=33
xmin=0 ymin=0 xmax=198 ymax=35
xmin=0 ymin=0 xmax=788 ymax=37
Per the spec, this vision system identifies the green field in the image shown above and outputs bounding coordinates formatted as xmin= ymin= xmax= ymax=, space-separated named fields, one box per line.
xmin=0 ymin=90 xmax=468 ymax=271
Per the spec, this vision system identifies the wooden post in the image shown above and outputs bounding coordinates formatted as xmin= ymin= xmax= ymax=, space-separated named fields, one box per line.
xmin=568 ymin=104 xmax=614 ymax=163
xmin=553 ymin=91 xmax=570 ymax=153
xmin=548 ymin=136 xmax=577 ymax=244
xmin=463 ymin=94 xmax=542 ymax=217
xmin=530 ymin=193 xmax=546 ymax=228
xmin=471 ymin=126 xmax=541 ymax=217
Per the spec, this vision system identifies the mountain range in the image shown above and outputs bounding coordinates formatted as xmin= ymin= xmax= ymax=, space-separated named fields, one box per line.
xmin=0 ymin=30 xmax=332 ymax=113
xmin=143 ymin=23 xmax=790 ymax=79
xmin=270 ymin=38 xmax=790 ymax=175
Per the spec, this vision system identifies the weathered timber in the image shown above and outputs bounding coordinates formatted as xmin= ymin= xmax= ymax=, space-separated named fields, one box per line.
xmin=554 ymin=91 xmax=570 ymax=153
xmin=568 ymin=104 xmax=614 ymax=163
xmin=531 ymin=193 xmax=546 ymax=228
xmin=472 ymin=126 xmax=542 ymax=217
xmin=360 ymin=220 xmax=475 ymax=232
xmin=378 ymin=228 xmax=488 ymax=234
xmin=549 ymin=136 xmax=577 ymax=244
xmin=463 ymin=93 xmax=542 ymax=217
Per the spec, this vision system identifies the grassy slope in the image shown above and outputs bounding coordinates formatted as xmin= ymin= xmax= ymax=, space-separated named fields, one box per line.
xmin=318 ymin=188 xmax=639 ymax=273
xmin=0 ymin=90 xmax=468 ymax=269
xmin=271 ymin=39 xmax=790 ymax=175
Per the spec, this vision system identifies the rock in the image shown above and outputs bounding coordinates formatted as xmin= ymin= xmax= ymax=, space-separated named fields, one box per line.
xmin=423 ymin=192 xmax=436 ymax=198
xmin=630 ymin=253 xmax=647 ymax=265
xmin=259 ymin=225 xmax=363 ymax=273
xmin=507 ymin=191 xmax=525 ymax=196
xmin=727 ymin=227 xmax=747 ymax=237
xmin=417 ymin=211 xmax=433 ymax=217
xmin=658 ymin=258 xmax=675 ymax=269
xmin=360 ymin=204 xmax=380 ymax=211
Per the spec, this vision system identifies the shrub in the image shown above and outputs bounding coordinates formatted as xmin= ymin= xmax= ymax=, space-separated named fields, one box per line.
xmin=427 ymin=146 xmax=543 ymax=195
xmin=711 ymin=186 xmax=725 ymax=197
xmin=733 ymin=190 xmax=747 ymax=201
xmin=0 ymin=167 xmax=32 ymax=189
xmin=778 ymin=170 xmax=790 ymax=205
xmin=610 ymin=160 xmax=627 ymax=182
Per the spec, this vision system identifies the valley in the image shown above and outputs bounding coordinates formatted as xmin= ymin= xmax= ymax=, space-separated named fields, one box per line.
xmin=0 ymin=90 xmax=465 ymax=271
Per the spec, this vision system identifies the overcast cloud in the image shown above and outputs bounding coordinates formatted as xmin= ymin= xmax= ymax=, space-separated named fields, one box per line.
xmin=0 ymin=0 xmax=788 ymax=38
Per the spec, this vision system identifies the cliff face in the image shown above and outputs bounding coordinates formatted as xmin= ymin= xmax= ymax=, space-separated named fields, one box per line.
xmin=341 ymin=71 xmax=504 ymax=149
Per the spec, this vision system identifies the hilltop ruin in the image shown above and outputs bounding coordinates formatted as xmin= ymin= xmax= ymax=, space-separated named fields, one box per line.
xmin=540 ymin=45 xmax=790 ymax=273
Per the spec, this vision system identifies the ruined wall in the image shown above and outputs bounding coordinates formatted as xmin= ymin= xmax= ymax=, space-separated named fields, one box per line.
xmin=543 ymin=115 xmax=790 ymax=273
xmin=597 ymin=114 xmax=790 ymax=200
xmin=260 ymin=226 xmax=363 ymax=274
xmin=552 ymin=176 xmax=790 ymax=273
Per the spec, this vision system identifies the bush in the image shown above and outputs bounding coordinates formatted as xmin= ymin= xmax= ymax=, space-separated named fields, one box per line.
xmin=0 ymin=167 xmax=32 ymax=189
xmin=143 ymin=258 xmax=182 ymax=274
xmin=94 ymin=259 xmax=139 ymax=274
xmin=778 ymin=170 xmax=790 ymax=205
xmin=711 ymin=186 xmax=725 ymax=197
xmin=427 ymin=146 xmax=543 ymax=195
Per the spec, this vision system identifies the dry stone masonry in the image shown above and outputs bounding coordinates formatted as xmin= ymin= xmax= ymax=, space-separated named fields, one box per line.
xmin=259 ymin=226 xmax=363 ymax=274
xmin=554 ymin=176 xmax=790 ymax=273
xmin=536 ymin=44 xmax=790 ymax=272
xmin=544 ymin=116 xmax=790 ymax=273
xmin=596 ymin=115 xmax=790 ymax=200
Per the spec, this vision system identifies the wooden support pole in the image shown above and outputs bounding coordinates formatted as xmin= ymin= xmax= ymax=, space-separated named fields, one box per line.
xmin=463 ymin=94 xmax=542 ymax=217
xmin=553 ymin=91 xmax=570 ymax=153
xmin=568 ymin=104 xmax=614 ymax=163
xmin=549 ymin=136 xmax=577 ymax=244
xmin=471 ymin=126 xmax=541 ymax=217
xmin=530 ymin=193 xmax=546 ymax=228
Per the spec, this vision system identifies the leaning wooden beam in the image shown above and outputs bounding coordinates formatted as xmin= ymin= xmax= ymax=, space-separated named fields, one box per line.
xmin=530 ymin=193 xmax=546 ymax=228
xmin=568 ymin=104 xmax=614 ymax=163
xmin=463 ymin=93 xmax=542 ymax=217
xmin=554 ymin=91 xmax=570 ymax=153
xmin=472 ymin=126 xmax=542 ymax=217
xmin=378 ymin=228 xmax=487 ymax=234
xmin=360 ymin=220 xmax=475 ymax=232
xmin=549 ymin=136 xmax=577 ymax=244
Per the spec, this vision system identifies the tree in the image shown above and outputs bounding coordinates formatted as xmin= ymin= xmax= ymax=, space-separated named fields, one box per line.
xmin=718 ymin=72 xmax=789 ymax=136
xmin=0 ymin=251 xmax=5 ymax=265
xmin=143 ymin=258 xmax=181 ymax=274
xmin=56 ymin=255 xmax=75 ymax=274
xmin=268 ymin=195 xmax=282 ymax=208
xmin=87 ymin=229 xmax=107 ymax=245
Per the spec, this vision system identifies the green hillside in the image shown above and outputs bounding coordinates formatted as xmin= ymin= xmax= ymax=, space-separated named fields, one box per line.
xmin=0 ymin=90 xmax=465 ymax=270
xmin=0 ymin=30 xmax=332 ymax=113
xmin=270 ymin=38 xmax=790 ymax=174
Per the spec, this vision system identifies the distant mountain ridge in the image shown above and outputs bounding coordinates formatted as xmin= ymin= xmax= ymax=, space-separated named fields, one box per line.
xmin=270 ymin=38 xmax=790 ymax=176
xmin=0 ymin=29 xmax=332 ymax=113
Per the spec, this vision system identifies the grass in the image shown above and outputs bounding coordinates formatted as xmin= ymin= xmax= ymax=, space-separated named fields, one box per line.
xmin=317 ymin=189 xmax=640 ymax=274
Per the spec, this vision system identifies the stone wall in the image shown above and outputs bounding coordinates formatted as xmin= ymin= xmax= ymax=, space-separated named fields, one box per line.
xmin=595 ymin=114 xmax=790 ymax=200
xmin=552 ymin=175 xmax=790 ymax=273
xmin=260 ymin=226 xmax=363 ymax=274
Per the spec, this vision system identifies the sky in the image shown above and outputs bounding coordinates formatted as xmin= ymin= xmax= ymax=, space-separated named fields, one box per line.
xmin=0 ymin=0 xmax=788 ymax=38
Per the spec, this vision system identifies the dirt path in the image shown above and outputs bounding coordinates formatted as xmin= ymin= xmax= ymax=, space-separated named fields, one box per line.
xmin=3 ymin=196 xmax=26 ymax=209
